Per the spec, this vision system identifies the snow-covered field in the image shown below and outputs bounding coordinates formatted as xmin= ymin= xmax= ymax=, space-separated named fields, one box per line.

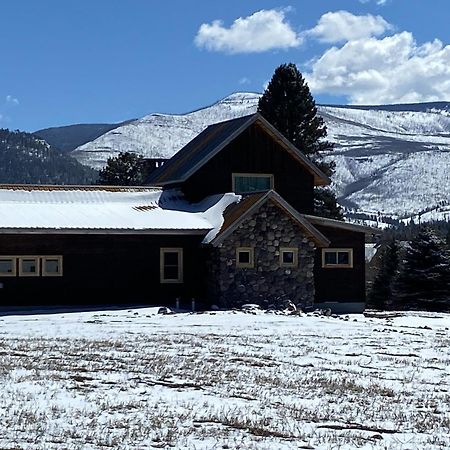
xmin=1 ymin=307 xmax=449 ymax=449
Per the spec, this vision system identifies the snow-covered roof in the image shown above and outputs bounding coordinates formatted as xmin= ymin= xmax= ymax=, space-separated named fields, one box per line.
xmin=0 ymin=185 xmax=240 ymax=238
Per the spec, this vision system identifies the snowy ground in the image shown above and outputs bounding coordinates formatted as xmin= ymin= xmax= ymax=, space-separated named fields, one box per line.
xmin=0 ymin=307 xmax=449 ymax=449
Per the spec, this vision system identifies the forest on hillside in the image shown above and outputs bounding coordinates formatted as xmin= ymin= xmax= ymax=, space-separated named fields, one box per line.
xmin=0 ymin=129 xmax=98 ymax=184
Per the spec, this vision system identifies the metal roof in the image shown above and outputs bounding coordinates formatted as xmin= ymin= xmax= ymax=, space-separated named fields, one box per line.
xmin=0 ymin=185 xmax=239 ymax=235
xmin=303 ymin=215 xmax=382 ymax=235
xmin=148 ymin=113 xmax=330 ymax=186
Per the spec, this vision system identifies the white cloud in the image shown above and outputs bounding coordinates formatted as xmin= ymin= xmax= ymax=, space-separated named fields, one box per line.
xmin=239 ymin=77 xmax=251 ymax=85
xmin=6 ymin=95 xmax=19 ymax=105
xmin=195 ymin=9 xmax=301 ymax=54
xmin=306 ymin=31 xmax=450 ymax=104
xmin=305 ymin=10 xmax=392 ymax=43
xmin=359 ymin=0 xmax=389 ymax=5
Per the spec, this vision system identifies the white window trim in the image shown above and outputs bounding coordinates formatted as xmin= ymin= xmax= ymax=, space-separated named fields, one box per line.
xmin=41 ymin=256 xmax=63 ymax=277
xmin=0 ymin=256 xmax=17 ymax=277
xmin=236 ymin=247 xmax=254 ymax=269
xmin=321 ymin=248 xmax=354 ymax=269
xmin=232 ymin=173 xmax=274 ymax=194
xmin=160 ymin=248 xmax=183 ymax=284
xmin=18 ymin=256 xmax=40 ymax=277
xmin=280 ymin=248 xmax=298 ymax=268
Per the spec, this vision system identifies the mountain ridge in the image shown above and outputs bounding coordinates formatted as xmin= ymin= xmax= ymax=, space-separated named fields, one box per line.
xmin=63 ymin=92 xmax=450 ymax=224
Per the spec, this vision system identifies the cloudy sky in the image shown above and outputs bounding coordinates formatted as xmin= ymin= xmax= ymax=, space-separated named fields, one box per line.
xmin=1 ymin=0 xmax=450 ymax=130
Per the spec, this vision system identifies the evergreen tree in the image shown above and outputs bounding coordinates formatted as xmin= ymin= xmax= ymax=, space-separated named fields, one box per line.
xmin=0 ymin=128 xmax=98 ymax=184
xmin=257 ymin=63 xmax=342 ymax=219
xmin=367 ymin=240 xmax=399 ymax=310
xmin=393 ymin=228 xmax=450 ymax=311
xmin=98 ymin=152 xmax=145 ymax=186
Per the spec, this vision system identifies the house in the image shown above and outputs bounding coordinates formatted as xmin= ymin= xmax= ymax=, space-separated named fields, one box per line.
xmin=0 ymin=113 xmax=379 ymax=311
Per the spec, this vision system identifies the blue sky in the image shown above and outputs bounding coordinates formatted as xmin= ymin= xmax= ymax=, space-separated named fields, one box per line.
xmin=1 ymin=0 xmax=450 ymax=131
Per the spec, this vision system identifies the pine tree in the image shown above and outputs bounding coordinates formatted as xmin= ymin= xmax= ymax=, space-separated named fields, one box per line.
xmin=367 ymin=240 xmax=399 ymax=310
xmin=257 ymin=63 xmax=342 ymax=220
xmin=98 ymin=152 xmax=145 ymax=186
xmin=393 ymin=228 xmax=450 ymax=311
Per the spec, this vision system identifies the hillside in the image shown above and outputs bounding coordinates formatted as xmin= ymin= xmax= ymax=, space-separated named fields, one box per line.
xmin=34 ymin=120 xmax=134 ymax=153
xmin=0 ymin=128 xmax=98 ymax=184
xmin=70 ymin=93 xmax=450 ymax=223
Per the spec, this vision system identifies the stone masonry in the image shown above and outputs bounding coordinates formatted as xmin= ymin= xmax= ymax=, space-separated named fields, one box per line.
xmin=207 ymin=201 xmax=316 ymax=309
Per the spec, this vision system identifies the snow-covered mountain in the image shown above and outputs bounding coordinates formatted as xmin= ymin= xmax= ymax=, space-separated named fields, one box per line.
xmin=71 ymin=93 xmax=450 ymax=223
xmin=71 ymin=93 xmax=260 ymax=169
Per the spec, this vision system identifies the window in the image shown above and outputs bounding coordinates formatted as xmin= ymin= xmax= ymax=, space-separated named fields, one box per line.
xmin=232 ymin=173 xmax=274 ymax=194
xmin=0 ymin=257 xmax=16 ymax=276
xmin=280 ymin=248 xmax=298 ymax=267
xmin=322 ymin=249 xmax=353 ymax=268
xmin=19 ymin=257 xmax=40 ymax=277
xmin=236 ymin=247 xmax=254 ymax=268
xmin=160 ymin=248 xmax=183 ymax=283
xmin=42 ymin=256 xmax=63 ymax=277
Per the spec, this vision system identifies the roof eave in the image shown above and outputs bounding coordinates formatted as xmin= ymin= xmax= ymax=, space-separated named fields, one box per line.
xmin=303 ymin=214 xmax=383 ymax=235
xmin=0 ymin=228 xmax=211 ymax=235
xmin=254 ymin=115 xmax=331 ymax=187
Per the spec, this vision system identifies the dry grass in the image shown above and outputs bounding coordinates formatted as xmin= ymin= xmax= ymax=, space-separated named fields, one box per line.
xmin=0 ymin=310 xmax=449 ymax=449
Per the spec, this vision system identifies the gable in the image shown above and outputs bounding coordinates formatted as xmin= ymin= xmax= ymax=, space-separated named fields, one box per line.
xmin=209 ymin=191 xmax=330 ymax=247
xmin=148 ymin=114 xmax=330 ymax=187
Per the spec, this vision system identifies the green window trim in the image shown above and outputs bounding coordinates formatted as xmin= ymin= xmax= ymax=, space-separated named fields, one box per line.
xmin=232 ymin=173 xmax=274 ymax=194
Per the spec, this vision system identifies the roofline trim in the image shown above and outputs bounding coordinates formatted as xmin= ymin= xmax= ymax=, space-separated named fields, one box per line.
xmin=0 ymin=228 xmax=210 ymax=235
xmin=254 ymin=115 xmax=331 ymax=186
xmin=303 ymin=214 xmax=382 ymax=235
xmin=0 ymin=183 xmax=161 ymax=192
xmin=210 ymin=190 xmax=330 ymax=247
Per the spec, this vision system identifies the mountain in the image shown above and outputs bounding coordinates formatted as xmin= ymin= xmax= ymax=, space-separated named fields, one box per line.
xmin=70 ymin=92 xmax=450 ymax=223
xmin=34 ymin=120 xmax=134 ymax=153
xmin=0 ymin=128 xmax=98 ymax=184
xmin=71 ymin=93 xmax=260 ymax=168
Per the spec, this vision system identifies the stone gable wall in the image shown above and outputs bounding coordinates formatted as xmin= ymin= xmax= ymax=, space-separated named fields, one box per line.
xmin=207 ymin=202 xmax=316 ymax=308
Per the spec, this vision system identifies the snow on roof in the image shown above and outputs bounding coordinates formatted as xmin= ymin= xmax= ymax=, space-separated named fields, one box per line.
xmin=0 ymin=185 xmax=240 ymax=235
xmin=365 ymin=243 xmax=379 ymax=262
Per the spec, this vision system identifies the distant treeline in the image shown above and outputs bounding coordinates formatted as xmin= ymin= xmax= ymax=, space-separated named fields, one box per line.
xmin=0 ymin=128 xmax=98 ymax=184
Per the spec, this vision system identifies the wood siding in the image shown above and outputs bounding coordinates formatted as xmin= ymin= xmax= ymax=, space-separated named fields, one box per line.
xmin=0 ymin=234 xmax=207 ymax=307
xmin=314 ymin=226 xmax=366 ymax=304
xmin=179 ymin=123 xmax=315 ymax=214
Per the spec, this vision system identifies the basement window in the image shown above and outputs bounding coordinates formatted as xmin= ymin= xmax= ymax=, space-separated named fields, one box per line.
xmin=42 ymin=256 xmax=63 ymax=277
xmin=0 ymin=257 xmax=16 ymax=276
xmin=280 ymin=248 xmax=298 ymax=267
xmin=322 ymin=249 xmax=353 ymax=268
xmin=232 ymin=173 xmax=274 ymax=194
xmin=160 ymin=248 xmax=183 ymax=283
xmin=236 ymin=247 xmax=254 ymax=268
xmin=19 ymin=257 xmax=40 ymax=277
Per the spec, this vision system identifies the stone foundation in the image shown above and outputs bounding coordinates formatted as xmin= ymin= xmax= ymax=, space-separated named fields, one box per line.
xmin=207 ymin=202 xmax=316 ymax=309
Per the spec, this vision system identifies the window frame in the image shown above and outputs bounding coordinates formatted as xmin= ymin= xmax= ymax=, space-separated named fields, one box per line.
xmin=232 ymin=173 xmax=274 ymax=194
xmin=280 ymin=248 xmax=298 ymax=268
xmin=0 ymin=256 xmax=17 ymax=277
xmin=321 ymin=248 xmax=354 ymax=269
xmin=160 ymin=248 xmax=183 ymax=284
xmin=41 ymin=256 xmax=63 ymax=277
xmin=236 ymin=247 xmax=254 ymax=269
xmin=18 ymin=256 xmax=40 ymax=277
